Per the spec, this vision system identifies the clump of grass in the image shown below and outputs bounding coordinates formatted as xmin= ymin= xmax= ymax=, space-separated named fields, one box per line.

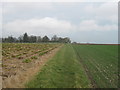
xmin=31 ymin=56 xmax=38 ymax=59
xmin=22 ymin=59 xmax=31 ymax=63
xmin=23 ymin=52 xmax=27 ymax=54
xmin=41 ymin=48 xmax=46 ymax=51
xmin=38 ymin=50 xmax=42 ymax=53
xmin=11 ymin=55 xmax=16 ymax=58
xmin=2 ymin=51 xmax=6 ymax=56
xmin=39 ymin=52 xmax=45 ymax=56
xmin=16 ymin=54 xmax=21 ymax=58
xmin=18 ymin=56 xmax=23 ymax=59
xmin=34 ymin=51 xmax=39 ymax=54
xmin=44 ymin=50 xmax=49 ymax=53
xmin=2 ymin=64 xmax=8 ymax=67
xmin=39 ymin=50 xmax=49 ymax=56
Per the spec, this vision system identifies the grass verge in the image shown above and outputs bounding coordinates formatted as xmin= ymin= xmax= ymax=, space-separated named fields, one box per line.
xmin=26 ymin=44 xmax=91 ymax=88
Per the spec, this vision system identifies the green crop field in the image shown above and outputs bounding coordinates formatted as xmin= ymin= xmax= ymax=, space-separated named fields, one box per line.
xmin=26 ymin=44 xmax=118 ymax=88
xmin=72 ymin=44 xmax=118 ymax=88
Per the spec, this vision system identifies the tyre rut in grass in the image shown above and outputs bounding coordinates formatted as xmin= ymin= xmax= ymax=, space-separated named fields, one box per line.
xmin=72 ymin=45 xmax=97 ymax=88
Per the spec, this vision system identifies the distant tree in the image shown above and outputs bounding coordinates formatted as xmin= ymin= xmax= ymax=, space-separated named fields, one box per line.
xmin=23 ymin=33 xmax=29 ymax=43
xmin=42 ymin=36 xmax=50 ymax=42
xmin=36 ymin=36 xmax=42 ymax=43
xmin=58 ymin=37 xmax=63 ymax=43
xmin=2 ymin=36 xmax=16 ymax=43
xmin=2 ymin=38 xmax=4 ymax=42
xmin=63 ymin=37 xmax=71 ymax=43
xmin=0 ymin=38 xmax=2 ymax=43
xmin=2 ymin=33 xmax=71 ymax=43
xmin=8 ymin=36 xmax=16 ymax=42
xmin=18 ymin=35 xmax=23 ymax=42
xmin=58 ymin=37 xmax=71 ymax=43
xmin=51 ymin=35 xmax=58 ymax=42
xmin=29 ymin=35 xmax=37 ymax=43
xmin=72 ymin=42 xmax=77 ymax=44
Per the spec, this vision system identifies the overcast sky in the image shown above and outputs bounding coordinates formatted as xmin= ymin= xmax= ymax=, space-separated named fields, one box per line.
xmin=0 ymin=1 xmax=118 ymax=43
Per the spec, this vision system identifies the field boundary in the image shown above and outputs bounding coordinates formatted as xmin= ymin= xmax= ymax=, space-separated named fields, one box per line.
xmin=72 ymin=45 xmax=97 ymax=88
xmin=73 ymin=44 xmax=119 ymax=45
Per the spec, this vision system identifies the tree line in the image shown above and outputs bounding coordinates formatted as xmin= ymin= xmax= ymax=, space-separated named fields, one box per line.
xmin=2 ymin=33 xmax=71 ymax=43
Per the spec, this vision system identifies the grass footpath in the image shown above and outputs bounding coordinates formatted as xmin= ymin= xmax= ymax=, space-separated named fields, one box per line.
xmin=26 ymin=44 xmax=91 ymax=88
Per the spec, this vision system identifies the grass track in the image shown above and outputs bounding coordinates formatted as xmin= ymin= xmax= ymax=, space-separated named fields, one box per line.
xmin=26 ymin=44 xmax=91 ymax=88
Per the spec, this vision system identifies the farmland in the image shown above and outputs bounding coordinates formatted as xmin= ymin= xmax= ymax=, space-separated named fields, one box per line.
xmin=26 ymin=44 xmax=91 ymax=88
xmin=1 ymin=43 xmax=118 ymax=88
xmin=26 ymin=44 xmax=118 ymax=88
xmin=2 ymin=43 xmax=61 ymax=88
xmin=72 ymin=44 xmax=118 ymax=88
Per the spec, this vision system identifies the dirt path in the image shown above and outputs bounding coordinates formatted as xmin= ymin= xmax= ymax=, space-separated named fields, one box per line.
xmin=2 ymin=46 xmax=62 ymax=88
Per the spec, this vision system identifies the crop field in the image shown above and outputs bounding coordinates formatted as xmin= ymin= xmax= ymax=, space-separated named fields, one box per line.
xmin=26 ymin=44 xmax=118 ymax=88
xmin=2 ymin=43 xmax=61 ymax=81
xmin=1 ymin=43 xmax=118 ymax=88
xmin=72 ymin=44 xmax=118 ymax=88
